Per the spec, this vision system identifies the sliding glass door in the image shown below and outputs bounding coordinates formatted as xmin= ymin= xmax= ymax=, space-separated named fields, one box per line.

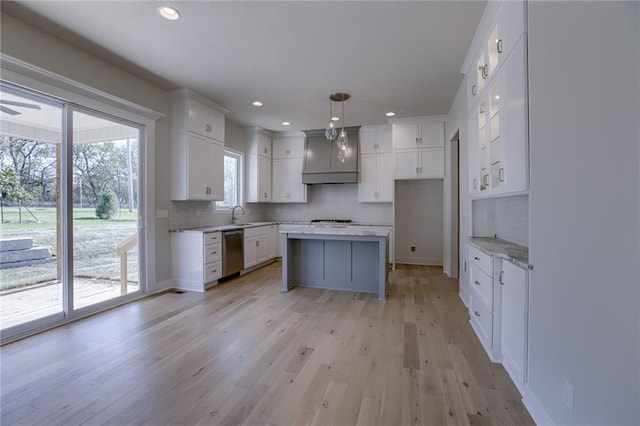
xmin=0 ymin=85 xmax=65 ymax=330
xmin=0 ymin=83 xmax=144 ymax=339
xmin=71 ymin=109 xmax=141 ymax=310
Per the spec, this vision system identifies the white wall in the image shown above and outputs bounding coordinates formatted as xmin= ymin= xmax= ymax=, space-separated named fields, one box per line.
xmin=394 ymin=180 xmax=443 ymax=265
xmin=446 ymin=55 xmax=472 ymax=302
xmin=527 ymin=2 xmax=639 ymax=424
xmin=0 ymin=12 xmax=265 ymax=287
xmin=0 ymin=11 xmax=175 ymax=291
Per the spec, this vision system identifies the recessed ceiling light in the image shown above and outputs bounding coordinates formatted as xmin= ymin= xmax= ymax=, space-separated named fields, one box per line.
xmin=385 ymin=112 xmax=396 ymax=117
xmin=331 ymin=117 xmax=340 ymax=122
xmin=252 ymin=101 xmax=263 ymax=107
xmin=282 ymin=122 xmax=291 ymax=126
xmin=158 ymin=6 xmax=180 ymax=20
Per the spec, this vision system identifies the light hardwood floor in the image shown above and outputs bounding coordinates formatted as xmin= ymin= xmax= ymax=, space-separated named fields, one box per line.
xmin=1 ymin=262 xmax=534 ymax=426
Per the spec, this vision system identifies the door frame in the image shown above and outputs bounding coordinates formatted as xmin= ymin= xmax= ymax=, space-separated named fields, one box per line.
xmin=1 ymin=55 xmax=162 ymax=344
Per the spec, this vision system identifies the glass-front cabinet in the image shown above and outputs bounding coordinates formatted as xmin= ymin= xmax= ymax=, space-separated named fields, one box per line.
xmin=489 ymin=83 xmax=502 ymax=189
xmin=470 ymin=76 xmax=503 ymax=194
xmin=469 ymin=36 xmax=527 ymax=196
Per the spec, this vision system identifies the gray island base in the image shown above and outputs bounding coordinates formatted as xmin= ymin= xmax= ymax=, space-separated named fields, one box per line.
xmin=281 ymin=226 xmax=391 ymax=300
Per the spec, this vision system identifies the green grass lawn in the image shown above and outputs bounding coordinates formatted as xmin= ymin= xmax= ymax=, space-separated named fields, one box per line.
xmin=1 ymin=206 xmax=137 ymax=231
xmin=1 ymin=206 xmax=138 ymax=291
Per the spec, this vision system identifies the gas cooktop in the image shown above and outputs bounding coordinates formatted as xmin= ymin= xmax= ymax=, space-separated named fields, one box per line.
xmin=310 ymin=219 xmax=353 ymax=224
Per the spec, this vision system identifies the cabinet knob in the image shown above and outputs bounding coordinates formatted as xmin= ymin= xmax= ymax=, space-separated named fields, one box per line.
xmin=473 ymin=178 xmax=478 ymax=189
xmin=498 ymin=168 xmax=505 ymax=182
xmin=472 ymin=85 xmax=477 ymax=96
xmin=474 ymin=280 xmax=481 ymax=286
xmin=499 ymin=270 xmax=504 ymax=285
xmin=497 ymin=39 xmax=503 ymax=54
xmin=474 ymin=256 xmax=480 ymax=261
xmin=474 ymin=311 xmax=481 ymax=317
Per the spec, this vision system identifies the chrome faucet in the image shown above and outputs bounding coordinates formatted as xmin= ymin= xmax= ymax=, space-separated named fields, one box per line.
xmin=231 ymin=205 xmax=246 ymax=224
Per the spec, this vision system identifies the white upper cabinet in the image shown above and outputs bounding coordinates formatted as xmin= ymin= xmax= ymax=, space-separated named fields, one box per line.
xmin=466 ymin=0 xmax=527 ymax=196
xmin=469 ymin=36 xmax=527 ymax=196
xmin=271 ymin=134 xmax=307 ymax=203
xmin=171 ymin=89 xmax=228 ymax=201
xmin=467 ymin=0 xmax=525 ymax=110
xmin=245 ymin=127 xmax=272 ymax=203
xmin=272 ymin=135 xmax=305 ymax=158
xmin=360 ymin=126 xmax=392 ymax=154
xmin=359 ymin=126 xmax=393 ymax=202
xmin=392 ymin=119 xmax=445 ymax=179
xmin=187 ymin=98 xmax=225 ymax=142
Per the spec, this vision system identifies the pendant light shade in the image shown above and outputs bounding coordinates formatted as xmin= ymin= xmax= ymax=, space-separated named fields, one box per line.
xmin=326 ymin=93 xmax=350 ymax=144
xmin=325 ymin=101 xmax=337 ymax=141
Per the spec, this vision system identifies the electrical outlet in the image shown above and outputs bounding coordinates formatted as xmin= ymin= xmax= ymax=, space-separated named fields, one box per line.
xmin=563 ymin=378 xmax=574 ymax=412
xmin=410 ymin=246 xmax=416 ymax=252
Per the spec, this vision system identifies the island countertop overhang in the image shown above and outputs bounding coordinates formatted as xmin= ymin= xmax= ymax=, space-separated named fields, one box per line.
xmin=280 ymin=225 xmax=392 ymax=238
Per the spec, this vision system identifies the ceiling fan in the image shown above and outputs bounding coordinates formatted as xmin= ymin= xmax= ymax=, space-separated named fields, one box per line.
xmin=0 ymin=99 xmax=42 ymax=115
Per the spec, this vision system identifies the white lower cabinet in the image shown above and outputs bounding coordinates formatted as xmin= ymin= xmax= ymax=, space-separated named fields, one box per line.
xmin=244 ymin=226 xmax=268 ymax=269
xmin=468 ymin=242 xmax=530 ymax=390
xmin=267 ymin=224 xmax=277 ymax=260
xmin=500 ymin=259 xmax=528 ymax=389
xmin=171 ymin=231 xmax=222 ymax=292
xmin=468 ymin=246 xmax=498 ymax=358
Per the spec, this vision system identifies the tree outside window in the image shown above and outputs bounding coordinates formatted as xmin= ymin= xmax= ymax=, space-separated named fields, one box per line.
xmin=216 ymin=150 xmax=242 ymax=209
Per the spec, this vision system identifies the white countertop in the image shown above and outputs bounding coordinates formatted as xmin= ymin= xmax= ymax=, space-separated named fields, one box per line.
xmin=172 ymin=221 xmax=393 ymax=235
xmin=171 ymin=222 xmax=276 ymax=233
xmin=468 ymin=237 xmax=531 ymax=270
xmin=281 ymin=224 xmax=392 ymax=237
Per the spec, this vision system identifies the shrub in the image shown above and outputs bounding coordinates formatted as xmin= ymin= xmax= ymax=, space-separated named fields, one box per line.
xmin=96 ymin=190 xmax=120 ymax=219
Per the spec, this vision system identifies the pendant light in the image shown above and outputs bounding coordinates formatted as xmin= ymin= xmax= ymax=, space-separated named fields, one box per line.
xmin=328 ymin=93 xmax=350 ymax=149
xmin=325 ymin=99 xmax=337 ymax=141
xmin=326 ymin=93 xmax=350 ymax=143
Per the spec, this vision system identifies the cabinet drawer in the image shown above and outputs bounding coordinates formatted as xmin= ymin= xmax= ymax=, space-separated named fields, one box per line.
xmin=204 ymin=232 xmax=221 ymax=245
xmin=470 ymin=293 xmax=493 ymax=347
xmin=470 ymin=245 xmax=493 ymax=276
xmin=470 ymin=264 xmax=493 ymax=309
xmin=204 ymin=260 xmax=222 ymax=283
xmin=204 ymin=242 xmax=222 ymax=263
xmin=244 ymin=225 xmax=268 ymax=238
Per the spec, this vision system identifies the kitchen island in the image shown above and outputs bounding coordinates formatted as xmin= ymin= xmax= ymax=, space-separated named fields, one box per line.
xmin=281 ymin=225 xmax=391 ymax=300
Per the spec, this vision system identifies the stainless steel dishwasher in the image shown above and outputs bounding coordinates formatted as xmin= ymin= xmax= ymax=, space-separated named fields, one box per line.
xmin=222 ymin=229 xmax=244 ymax=278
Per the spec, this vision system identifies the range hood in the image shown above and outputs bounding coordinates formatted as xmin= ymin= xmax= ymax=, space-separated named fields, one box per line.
xmin=302 ymin=126 xmax=360 ymax=184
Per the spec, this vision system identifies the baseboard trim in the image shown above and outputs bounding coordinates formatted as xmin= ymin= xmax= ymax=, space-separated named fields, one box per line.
xmin=521 ymin=383 xmax=556 ymax=426
xmin=459 ymin=290 xmax=469 ymax=308
xmin=152 ymin=279 xmax=174 ymax=294
xmin=395 ymin=259 xmax=443 ymax=266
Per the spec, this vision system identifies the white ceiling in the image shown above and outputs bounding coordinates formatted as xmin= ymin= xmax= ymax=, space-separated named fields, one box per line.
xmin=2 ymin=1 xmax=486 ymax=132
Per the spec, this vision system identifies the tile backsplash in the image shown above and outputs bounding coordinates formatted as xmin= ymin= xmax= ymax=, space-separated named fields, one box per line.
xmin=264 ymin=184 xmax=392 ymax=224
xmin=496 ymin=195 xmax=529 ymax=247
xmin=472 ymin=194 xmax=529 ymax=247
xmin=170 ymin=201 xmax=266 ymax=230
xmin=170 ymin=184 xmax=392 ymax=230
